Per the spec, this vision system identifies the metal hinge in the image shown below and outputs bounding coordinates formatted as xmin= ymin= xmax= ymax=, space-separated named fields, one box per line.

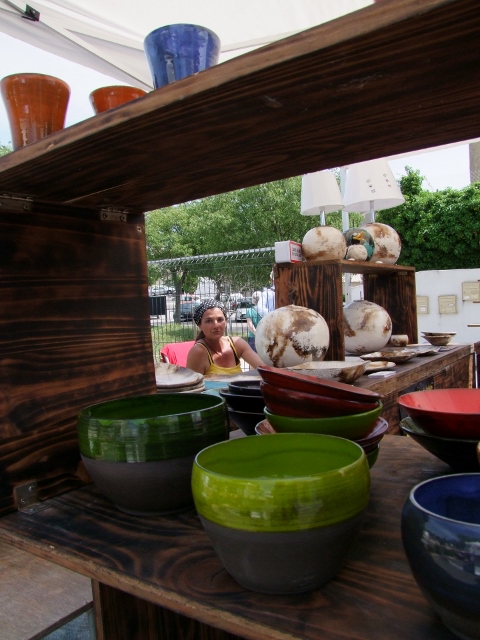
xmin=0 ymin=194 xmax=34 ymax=212
xmin=100 ymin=207 xmax=129 ymax=222
xmin=14 ymin=481 xmax=50 ymax=514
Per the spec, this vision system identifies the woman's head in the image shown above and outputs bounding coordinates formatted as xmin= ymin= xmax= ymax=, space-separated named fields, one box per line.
xmin=194 ymin=299 xmax=228 ymax=339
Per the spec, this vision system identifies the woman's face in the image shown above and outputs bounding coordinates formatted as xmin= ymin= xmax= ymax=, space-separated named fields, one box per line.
xmin=199 ymin=307 xmax=226 ymax=338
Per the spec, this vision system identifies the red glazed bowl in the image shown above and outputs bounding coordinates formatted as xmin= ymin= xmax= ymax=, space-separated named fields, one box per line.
xmin=398 ymin=389 xmax=480 ymax=439
xmin=257 ymin=365 xmax=381 ymax=405
xmin=260 ymin=381 xmax=379 ymax=418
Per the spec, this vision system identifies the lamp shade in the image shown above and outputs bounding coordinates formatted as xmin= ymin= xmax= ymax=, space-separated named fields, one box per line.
xmin=301 ymin=171 xmax=344 ymax=216
xmin=343 ymin=159 xmax=405 ymax=213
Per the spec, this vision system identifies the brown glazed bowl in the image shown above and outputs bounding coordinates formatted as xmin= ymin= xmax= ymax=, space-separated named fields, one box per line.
xmin=89 ymin=85 xmax=147 ymax=114
xmin=261 ymin=381 xmax=379 ymax=418
xmin=257 ymin=366 xmax=381 ymax=405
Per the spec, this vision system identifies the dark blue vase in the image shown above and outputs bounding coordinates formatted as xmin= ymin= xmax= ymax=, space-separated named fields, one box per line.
xmin=143 ymin=23 xmax=221 ymax=89
xmin=402 ymin=473 xmax=480 ymax=640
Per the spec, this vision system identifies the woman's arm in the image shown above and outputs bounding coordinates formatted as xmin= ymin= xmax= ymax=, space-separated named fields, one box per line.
xmin=186 ymin=342 xmax=210 ymax=374
xmin=232 ymin=336 xmax=265 ymax=369
xmin=246 ymin=317 xmax=256 ymax=334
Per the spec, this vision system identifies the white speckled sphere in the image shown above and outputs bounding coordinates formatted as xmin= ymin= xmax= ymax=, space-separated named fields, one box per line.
xmin=363 ymin=223 xmax=401 ymax=264
xmin=255 ymin=305 xmax=330 ymax=368
xmin=343 ymin=300 xmax=392 ymax=354
xmin=345 ymin=244 xmax=368 ymax=261
xmin=302 ymin=226 xmax=347 ymax=261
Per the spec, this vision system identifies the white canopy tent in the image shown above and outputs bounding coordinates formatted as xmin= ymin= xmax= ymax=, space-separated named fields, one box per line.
xmin=0 ymin=0 xmax=372 ymax=89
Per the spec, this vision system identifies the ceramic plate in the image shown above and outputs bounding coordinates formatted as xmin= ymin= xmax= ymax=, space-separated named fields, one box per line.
xmin=407 ymin=345 xmax=441 ymax=357
xmin=155 ymin=362 xmax=204 ymax=388
xmin=360 ymin=350 xmax=418 ymax=364
xmin=364 ymin=360 xmax=396 ymax=372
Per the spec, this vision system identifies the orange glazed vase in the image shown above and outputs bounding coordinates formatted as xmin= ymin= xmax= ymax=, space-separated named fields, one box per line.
xmin=0 ymin=73 xmax=70 ymax=150
xmin=89 ymin=85 xmax=147 ymax=114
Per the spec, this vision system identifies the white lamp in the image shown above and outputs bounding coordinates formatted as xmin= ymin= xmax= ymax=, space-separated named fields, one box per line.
xmin=301 ymin=170 xmax=347 ymax=262
xmin=301 ymin=170 xmax=344 ymax=225
xmin=343 ymin=159 xmax=405 ymax=223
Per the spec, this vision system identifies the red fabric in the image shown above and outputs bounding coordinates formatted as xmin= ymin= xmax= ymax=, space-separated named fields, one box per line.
xmin=160 ymin=341 xmax=196 ymax=367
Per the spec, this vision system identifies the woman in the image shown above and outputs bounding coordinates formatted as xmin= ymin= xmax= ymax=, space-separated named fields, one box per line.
xmin=186 ymin=299 xmax=264 ymax=375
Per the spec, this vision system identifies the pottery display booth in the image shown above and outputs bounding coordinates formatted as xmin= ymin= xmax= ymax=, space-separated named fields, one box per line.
xmin=89 ymin=85 xmax=147 ymax=114
xmin=255 ymin=305 xmax=330 ymax=367
xmin=144 ymin=23 xmax=221 ymax=89
xmin=77 ymin=393 xmax=228 ymax=515
xmin=402 ymin=474 xmax=480 ymax=640
xmin=0 ymin=73 xmax=70 ymax=149
xmin=192 ymin=434 xmax=370 ymax=594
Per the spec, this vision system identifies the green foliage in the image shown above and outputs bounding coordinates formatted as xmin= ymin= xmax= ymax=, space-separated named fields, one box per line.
xmin=377 ymin=167 xmax=480 ymax=271
xmin=0 ymin=143 xmax=12 ymax=157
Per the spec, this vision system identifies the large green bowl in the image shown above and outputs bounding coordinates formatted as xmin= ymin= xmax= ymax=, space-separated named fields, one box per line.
xmin=192 ymin=433 xmax=370 ymax=594
xmin=263 ymin=403 xmax=382 ymax=440
xmin=192 ymin=433 xmax=370 ymax=532
xmin=77 ymin=393 xmax=228 ymax=462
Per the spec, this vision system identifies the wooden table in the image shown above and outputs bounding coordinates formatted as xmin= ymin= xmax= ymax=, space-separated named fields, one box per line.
xmin=0 ymin=436 xmax=459 ymax=640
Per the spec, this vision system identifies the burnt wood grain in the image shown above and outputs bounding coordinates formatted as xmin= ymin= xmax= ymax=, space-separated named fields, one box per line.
xmin=0 ymin=437 xmax=460 ymax=640
xmin=0 ymin=0 xmax=479 ymax=212
xmin=0 ymin=202 xmax=156 ymax=516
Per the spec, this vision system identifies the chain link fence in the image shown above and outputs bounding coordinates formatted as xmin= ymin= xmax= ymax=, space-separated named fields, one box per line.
xmin=148 ymin=247 xmax=275 ymax=362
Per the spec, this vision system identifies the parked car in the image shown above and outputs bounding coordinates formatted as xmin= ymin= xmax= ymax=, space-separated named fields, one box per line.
xmin=234 ymin=298 xmax=254 ymax=321
xmin=179 ymin=301 xmax=200 ymax=321
xmin=149 ymin=285 xmax=173 ymax=296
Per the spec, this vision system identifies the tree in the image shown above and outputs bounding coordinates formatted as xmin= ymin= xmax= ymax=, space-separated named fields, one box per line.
xmin=377 ymin=167 xmax=480 ymax=270
xmin=0 ymin=143 xmax=12 ymax=157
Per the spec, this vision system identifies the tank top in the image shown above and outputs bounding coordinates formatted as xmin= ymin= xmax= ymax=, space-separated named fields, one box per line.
xmin=197 ymin=336 xmax=242 ymax=375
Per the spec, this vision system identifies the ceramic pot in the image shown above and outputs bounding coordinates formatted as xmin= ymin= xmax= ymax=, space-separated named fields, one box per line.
xmin=255 ymin=305 xmax=330 ymax=368
xmin=143 ymin=23 xmax=221 ymax=89
xmin=89 ymin=85 xmax=147 ymax=114
xmin=263 ymin=403 xmax=382 ymax=439
xmin=302 ymin=226 xmax=347 ymax=261
xmin=363 ymin=223 xmax=401 ymax=264
xmin=1 ymin=73 xmax=70 ymax=149
xmin=343 ymin=300 xmax=392 ymax=354
xmin=192 ymin=434 xmax=370 ymax=594
xmin=402 ymin=474 xmax=480 ymax=640
xmin=343 ymin=227 xmax=375 ymax=261
xmin=77 ymin=393 xmax=228 ymax=462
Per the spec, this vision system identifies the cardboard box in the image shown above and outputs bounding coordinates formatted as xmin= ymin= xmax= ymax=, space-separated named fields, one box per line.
xmin=275 ymin=240 xmax=303 ymax=263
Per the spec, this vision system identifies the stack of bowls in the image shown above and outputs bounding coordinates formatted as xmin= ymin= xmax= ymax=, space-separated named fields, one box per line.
xmin=257 ymin=366 xmax=385 ymax=467
xmin=77 ymin=393 xmax=228 ymax=515
xmin=218 ymin=379 xmax=265 ymax=435
xmin=399 ymin=388 xmax=480 ymax=471
xmin=192 ymin=433 xmax=370 ymax=594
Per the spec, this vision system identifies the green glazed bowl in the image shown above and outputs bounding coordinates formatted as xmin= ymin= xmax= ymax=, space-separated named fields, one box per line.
xmin=192 ymin=433 xmax=370 ymax=533
xmin=263 ymin=403 xmax=382 ymax=440
xmin=77 ymin=393 xmax=228 ymax=462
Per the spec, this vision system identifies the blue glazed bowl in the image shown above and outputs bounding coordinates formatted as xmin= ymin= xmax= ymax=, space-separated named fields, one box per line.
xmin=144 ymin=23 xmax=221 ymax=89
xmin=402 ymin=474 xmax=480 ymax=640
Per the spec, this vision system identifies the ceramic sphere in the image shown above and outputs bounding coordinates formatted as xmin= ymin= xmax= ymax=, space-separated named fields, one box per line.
xmin=343 ymin=300 xmax=392 ymax=354
xmin=192 ymin=433 xmax=370 ymax=593
xmin=363 ymin=223 xmax=401 ymax=264
xmin=402 ymin=474 xmax=480 ymax=640
xmin=255 ymin=305 xmax=329 ymax=367
xmin=302 ymin=226 xmax=347 ymax=261
xmin=343 ymin=227 xmax=375 ymax=261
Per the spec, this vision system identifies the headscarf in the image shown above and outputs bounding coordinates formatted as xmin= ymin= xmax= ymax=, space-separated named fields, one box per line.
xmin=193 ymin=298 xmax=227 ymax=326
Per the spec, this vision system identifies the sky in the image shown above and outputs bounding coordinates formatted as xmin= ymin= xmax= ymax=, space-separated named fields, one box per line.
xmin=0 ymin=31 xmax=474 ymax=193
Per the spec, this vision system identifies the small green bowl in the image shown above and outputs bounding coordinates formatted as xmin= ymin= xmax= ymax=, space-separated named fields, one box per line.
xmin=192 ymin=433 xmax=370 ymax=532
xmin=263 ymin=403 xmax=382 ymax=440
xmin=77 ymin=393 xmax=228 ymax=462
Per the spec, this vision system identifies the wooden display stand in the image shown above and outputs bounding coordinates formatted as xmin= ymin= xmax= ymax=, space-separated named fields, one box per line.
xmin=0 ymin=0 xmax=479 ymax=637
xmin=275 ymin=260 xmax=418 ymax=361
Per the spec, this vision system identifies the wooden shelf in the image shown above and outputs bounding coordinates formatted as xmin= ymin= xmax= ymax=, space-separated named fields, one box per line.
xmin=0 ymin=0 xmax=479 ymax=213
xmin=0 ymin=437 xmax=460 ymax=640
